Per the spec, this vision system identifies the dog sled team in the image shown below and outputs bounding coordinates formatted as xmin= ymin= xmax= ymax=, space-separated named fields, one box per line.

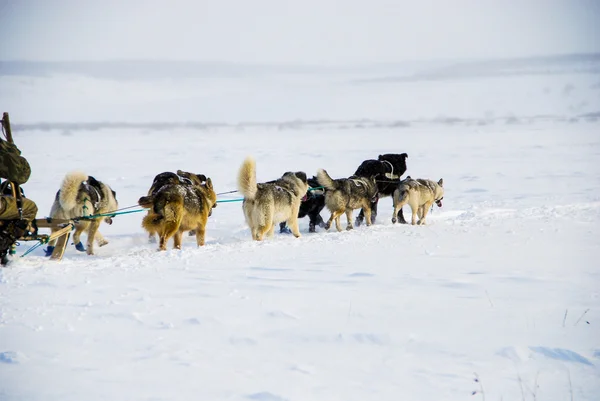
xmin=2 ymin=130 xmax=444 ymax=260
xmin=45 ymin=152 xmax=442 ymax=254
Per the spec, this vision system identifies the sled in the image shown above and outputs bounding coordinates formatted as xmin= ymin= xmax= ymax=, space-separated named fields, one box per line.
xmin=1 ymin=112 xmax=75 ymax=262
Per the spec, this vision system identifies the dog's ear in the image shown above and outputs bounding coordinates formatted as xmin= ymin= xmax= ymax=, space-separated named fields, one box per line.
xmin=378 ymin=155 xmax=383 ymax=160
xmin=438 ymin=178 xmax=443 ymax=187
xmin=401 ymin=153 xmax=408 ymax=159
xmin=295 ymin=171 xmax=307 ymax=183
xmin=87 ymin=175 xmax=100 ymax=186
xmin=111 ymin=189 xmax=117 ymax=200
xmin=205 ymin=177 xmax=213 ymax=190
xmin=196 ymin=174 xmax=207 ymax=183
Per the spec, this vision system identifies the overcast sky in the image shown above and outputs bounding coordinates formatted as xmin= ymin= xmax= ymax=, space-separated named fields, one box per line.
xmin=1 ymin=0 xmax=598 ymax=64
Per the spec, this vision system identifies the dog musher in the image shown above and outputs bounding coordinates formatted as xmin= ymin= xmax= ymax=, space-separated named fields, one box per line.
xmin=1 ymin=113 xmax=39 ymax=265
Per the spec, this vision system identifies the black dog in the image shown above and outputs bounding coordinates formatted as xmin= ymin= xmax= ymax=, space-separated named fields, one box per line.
xmin=279 ymin=176 xmax=326 ymax=233
xmin=354 ymin=153 xmax=409 ymax=225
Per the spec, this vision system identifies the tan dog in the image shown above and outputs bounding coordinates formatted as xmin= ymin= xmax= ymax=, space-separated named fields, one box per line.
xmin=237 ymin=157 xmax=308 ymax=241
xmin=143 ymin=170 xmax=213 ymax=243
xmin=48 ymin=172 xmax=118 ymax=255
xmin=392 ymin=177 xmax=444 ymax=225
xmin=139 ymin=175 xmax=217 ymax=251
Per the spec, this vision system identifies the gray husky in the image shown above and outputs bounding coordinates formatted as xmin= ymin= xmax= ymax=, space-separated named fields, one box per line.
xmin=392 ymin=177 xmax=444 ymax=225
xmin=316 ymin=169 xmax=378 ymax=232
xmin=237 ymin=157 xmax=308 ymax=241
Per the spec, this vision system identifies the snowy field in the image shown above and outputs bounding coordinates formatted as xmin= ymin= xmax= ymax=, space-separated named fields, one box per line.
xmin=1 ymin=58 xmax=600 ymax=400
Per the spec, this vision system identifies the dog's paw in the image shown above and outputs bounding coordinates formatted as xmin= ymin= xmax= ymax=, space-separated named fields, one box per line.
xmin=324 ymin=222 xmax=331 ymax=230
xmin=44 ymin=246 xmax=55 ymax=257
xmin=392 ymin=218 xmax=397 ymax=224
xmin=74 ymin=241 xmax=86 ymax=252
xmin=98 ymin=240 xmax=109 ymax=247
xmin=346 ymin=225 xmax=354 ymax=231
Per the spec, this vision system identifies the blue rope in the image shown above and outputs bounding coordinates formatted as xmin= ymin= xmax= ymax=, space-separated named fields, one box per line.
xmin=216 ymin=198 xmax=244 ymax=203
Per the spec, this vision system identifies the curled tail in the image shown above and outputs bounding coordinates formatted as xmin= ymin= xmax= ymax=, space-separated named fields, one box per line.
xmin=316 ymin=169 xmax=338 ymax=191
xmin=58 ymin=171 xmax=88 ymax=210
xmin=237 ymin=157 xmax=258 ymax=200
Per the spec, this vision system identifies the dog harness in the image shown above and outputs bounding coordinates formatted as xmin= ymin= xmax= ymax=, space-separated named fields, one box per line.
xmin=381 ymin=160 xmax=399 ymax=180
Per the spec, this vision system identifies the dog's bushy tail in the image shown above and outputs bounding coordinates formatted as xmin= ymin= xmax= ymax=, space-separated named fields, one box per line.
xmin=237 ymin=157 xmax=258 ymax=200
xmin=138 ymin=195 xmax=154 ymax=209
xmin=58 ymin=171 xmax=88 ymax=210
xmin=316 ymin=169 xmax=338 ymax=191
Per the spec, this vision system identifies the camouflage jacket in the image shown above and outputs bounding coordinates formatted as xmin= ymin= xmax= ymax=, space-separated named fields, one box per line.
xmin=0 ymin=137 xmax=31 ymax=185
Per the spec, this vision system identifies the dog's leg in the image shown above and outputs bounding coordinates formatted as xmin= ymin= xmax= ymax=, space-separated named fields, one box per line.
xmin=73 ymin=225 xmax=86 ymax=252
xmin=370 ymin=199 xmax=378 ymax=224
xmin=324 ymin=213 xmax=335 ymax=230
xmin=392 ymin=201 xmax=400 ymax=224
xmin=397 ymin=207 xmax=408 ymax=224
xmin=173 ymin=231 xmax=183 ymax=249
xmin=308 ymin=211 xmax=320 ymax=233
xmin=364 ymin=206 xmax=373 ymax=226
xmin=94 ymin=231 xmax=109 ymax=247
xmin=85 ymin=219 xmax=101 ymax=255
xmin=255 ymin=225 xmax=269 ymax=241
xmin=411 ymin=206 xmax=419 ymax=225
xmin=345 ymin=210 xmax=354 ymax=230
xmin=195 ymin=223 xmax=206 ymax=246
xmin=159 ymin=220 xmax=179 ymax=251
xmin=288 ymin=215 xmax=301 ymax=238
xmin=355 ymin=208 xmax=365 ymax=227
xmin=267 ymin=223 xmax=276 ymax=238
xmin=417 ymin=202 xmax=433 ymax=225
xmin=334 ymin=210 xmax=344 ymax=232
xmin=279 ymin=222 xmax=290 ymax=234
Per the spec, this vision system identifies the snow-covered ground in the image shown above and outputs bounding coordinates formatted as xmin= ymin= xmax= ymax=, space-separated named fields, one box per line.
xmin=1 ymin=57 xmax=599 ymax=400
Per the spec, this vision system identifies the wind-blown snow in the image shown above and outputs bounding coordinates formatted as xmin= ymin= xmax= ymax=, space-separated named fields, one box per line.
xmin=1 ymin=58 xmax=599 ymax=400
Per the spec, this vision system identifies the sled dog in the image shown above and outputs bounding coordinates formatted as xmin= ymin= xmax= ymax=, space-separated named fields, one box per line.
xmin=354 ymin=153 xmax=409 ymax=225
xmin=278 ymin=176 xmax=326 ymax=234
xmin=392 ymin=177 xmax=444 ymax=225
xmin=316 ymin=169 xmax=378 ymax=232
xmin=143 ymin=170 xmax=213 ymax=243
xmin=138 ymin=173 xmax=217 ymax=251
xmin=237 ymin=157 xmax=308 ymax=241
xmin=47 ymin=171 xmax=118 ymax=255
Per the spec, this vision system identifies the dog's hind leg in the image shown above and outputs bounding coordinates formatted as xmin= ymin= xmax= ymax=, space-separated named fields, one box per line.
xmin=363 ymin=206 xmax=373 ymax=226
xmin=355 ymin=208 xmax=365 ymax=227
xmin=396 ymin=207 xmax=407 ymax=224
xmin=410 ymin=206 xmax=419 ymax=225
xmin=370 ymin=199 xmax=379 ymax=224
xmin=159 ymin=220 xmax=179 ymax=251
xmin=173 ymin=230 xmax=183 ymax=249
xmin=94 ymin=231 xmax=109 ymax=247
xmin=417 ymin=202 xmax=433 ymax=225
xmin=85 ymin=219 xmax=101 ymax=255
xmin=345 ymin=210 xmax=354 ymax=230
xmin=287 ymin=215 xmax=301 ymax=238
xmin=73 ymin=225 xmax=86 ymax=252
xmin=267 ymin=223 xmax=276 ymax=238
xmin=195 ymin=223 xmax=206 ymax=246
